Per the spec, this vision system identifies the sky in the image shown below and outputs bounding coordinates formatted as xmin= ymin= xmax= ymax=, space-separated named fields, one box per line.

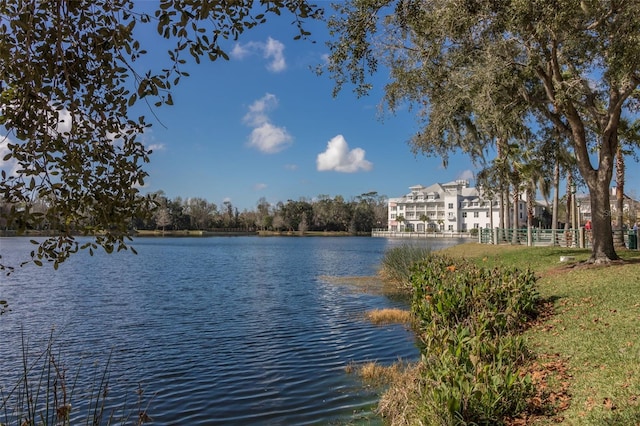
xmin=2 ymin=6 xmax=639 ymax=212
xmin=127 ymin=11 xmax=481 ymax=211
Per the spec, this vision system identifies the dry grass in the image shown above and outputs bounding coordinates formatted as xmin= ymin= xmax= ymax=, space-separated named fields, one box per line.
xmin=345 ymin=360 xmax=411 ymax=386
xmin=377 ymin=363 xmax=428 ymax=426
xmin=364 ymin=308 xmax=413 ymax=325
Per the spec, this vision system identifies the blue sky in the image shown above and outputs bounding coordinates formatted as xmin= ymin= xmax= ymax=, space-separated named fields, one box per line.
xmin=131 ymin=15 xmax=480 ymax=211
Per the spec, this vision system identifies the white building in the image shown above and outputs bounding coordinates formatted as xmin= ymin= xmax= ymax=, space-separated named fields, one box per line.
xmin=577 ymin=186 xmax=640 ymax=228
xmin=387 ymin=180 xmax=534 ymax=232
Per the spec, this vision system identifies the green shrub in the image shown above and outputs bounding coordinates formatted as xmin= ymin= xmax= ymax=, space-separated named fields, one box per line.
xmin=417 ymin=323 xmax=533 ymax=425
xmin=400 ymin=255 xmax=538 ymax=425
xmin=411 ymin=255 xmax=538 ymax=335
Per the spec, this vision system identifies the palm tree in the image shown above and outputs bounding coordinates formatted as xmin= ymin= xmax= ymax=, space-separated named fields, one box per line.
xmin=613 ymin=118 xmax=640 ymax=247
xmin=419 ymin=213 xmax=429 ymax=233
xmin=547 ymin=133 xmax=576 ymax=246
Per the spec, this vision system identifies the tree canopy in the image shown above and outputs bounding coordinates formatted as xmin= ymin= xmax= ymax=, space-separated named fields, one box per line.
xmin=325 ymin=0 xmax=640 ymax=262
xmin=0 ymin=0 xmax=321 ymax=271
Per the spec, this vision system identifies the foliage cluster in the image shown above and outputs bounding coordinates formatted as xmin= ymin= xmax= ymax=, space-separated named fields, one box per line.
xmin=381 ymin=255 xmax=539 ymax=425
xmin=325 ymin=0 xmax=640 ymax=262
xmin=0 ymin=0 xmax=321 ymax=270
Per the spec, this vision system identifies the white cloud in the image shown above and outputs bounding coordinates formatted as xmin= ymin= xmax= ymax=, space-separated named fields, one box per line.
xmin=263 ymin=37 xmax=286 ymax=72
xmin=458 ymin=169 xmax=475 ymax=181
xmin=243 ymin=93 xmax=277 ymax=127
xmin=147 ymin=143 xmax=166 ymax=152
xmin=231 ymin=37 xmax=286 ymax=72
xmin=253 ymin=183 xmax=268 ymax=191
xmin=230 ymin=43 xmax=250 ymax=60
xmin=316 ymin=135 xmax=373 ymax=173
xmin=243 ymin=93 xmax=292 ymax=154
xmin=0 ymin=136 xmax=20 ymax=177
xmin=56 ymin=109 xmax=73 ymax=134
xmin=248 ymin=123 xmax=293 ymax=153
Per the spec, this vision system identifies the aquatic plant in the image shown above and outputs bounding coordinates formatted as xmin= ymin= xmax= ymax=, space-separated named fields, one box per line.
xmin=0 ymin=332 xmax=151 ymax=426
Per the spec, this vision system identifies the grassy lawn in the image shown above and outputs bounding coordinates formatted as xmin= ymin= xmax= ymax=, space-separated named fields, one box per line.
xmin=440 ymin=243 xmax=640 ymax=425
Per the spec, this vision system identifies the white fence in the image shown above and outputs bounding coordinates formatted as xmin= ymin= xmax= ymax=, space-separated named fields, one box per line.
xmin=371 ymin=229 xmax=476 ymax=239
xmin=372 ymin=227 xmax=638 ymax=249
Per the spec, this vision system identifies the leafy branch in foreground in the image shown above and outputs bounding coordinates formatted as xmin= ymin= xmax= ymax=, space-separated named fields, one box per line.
xmin=0 ymin=0 xmax=322 ymax=270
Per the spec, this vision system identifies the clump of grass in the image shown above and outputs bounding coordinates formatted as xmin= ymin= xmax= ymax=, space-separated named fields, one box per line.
xmin=379 ymin=245 xmax=432 ymax=289
xmin=364 ymin=308 xmax=413 ymax=325
xmin=346 ymin=361 xmax=410 ymax=386
xmin=377 ymin=363 xmax=429 ymax=426
xmin=0 ymin=333 xmax=151 ymax=426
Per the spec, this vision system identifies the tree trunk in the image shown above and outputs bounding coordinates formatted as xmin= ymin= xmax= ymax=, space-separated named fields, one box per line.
xmin=564 ymin=175 xmax=573 ymax=247
xmin=574 ymin=129 xmax=620 ymax=263
xmin=551 ymin=160 xmax=560 ymax=246
xmin=526 ymin=184 xmax=534 ymax=246
xmin=614 ymin=145 xmax=626 ymax=248
xmin=499 ymin=190 xmax=505 ymax=242
xmin=512 ymin=186 xmax=520 ymax=244
xmin=589 ymin=178 xmax=619 ymax=262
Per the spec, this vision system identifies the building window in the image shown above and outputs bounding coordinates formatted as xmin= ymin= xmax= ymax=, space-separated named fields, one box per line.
xmin=448 ymin=203 xmax=454 ymax=209
xmin=391 ymin=206 xmax=397 ymax=211
xmin=474 ymin=212 xmax=479 ymax=218
xmin=448 ymin=225 xmax=453 ymax=231
xmin=462 ymin=212 xmax=467 ymax=218
xmin=390 ymin=214 xmax=396 ymax=219
xmin=486 ymin=212 xmax=490 ymax=217
xmin=474 ymin=223 xmax=479 ymax=229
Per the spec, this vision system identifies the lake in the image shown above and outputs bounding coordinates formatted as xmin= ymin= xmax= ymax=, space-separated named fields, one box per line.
xmin=0 ymin=236 xmax=464 ymax=425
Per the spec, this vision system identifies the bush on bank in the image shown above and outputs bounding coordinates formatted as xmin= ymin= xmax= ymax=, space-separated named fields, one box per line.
xmin=379 ymin=254 xmax=539 ymax=425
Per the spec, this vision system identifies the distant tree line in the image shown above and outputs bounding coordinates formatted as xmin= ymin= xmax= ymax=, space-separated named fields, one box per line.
xmin=138 ymin=191 xmax=388 ymax=234
xmin=1 ymin=191 xmax=389 ymax=235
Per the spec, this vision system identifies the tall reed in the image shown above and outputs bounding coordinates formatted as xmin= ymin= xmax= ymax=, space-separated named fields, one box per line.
xmin=379 ymin=245 xmax=432 ymax=288
xmin=0 ymin=332 xmax=150 ymax=426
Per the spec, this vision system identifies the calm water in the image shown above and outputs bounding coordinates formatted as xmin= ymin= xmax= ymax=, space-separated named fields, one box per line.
xmin=0 ymin=236 xmax=463 ymax=425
